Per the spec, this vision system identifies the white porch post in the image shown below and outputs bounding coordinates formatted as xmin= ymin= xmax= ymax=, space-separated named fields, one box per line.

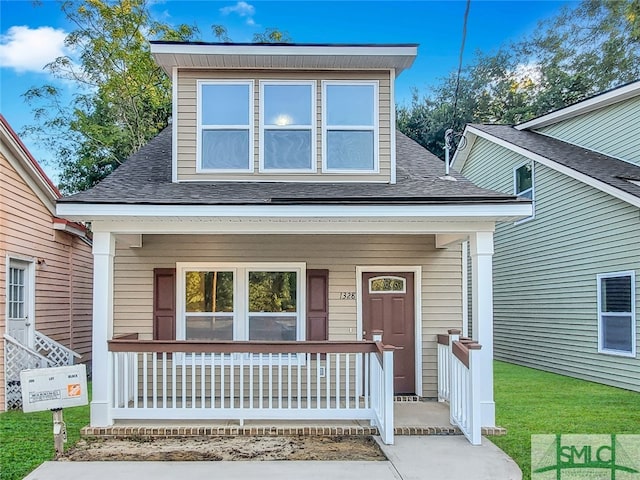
xmin=90 ymin=231 xmax=115 ymax=426
xmin=469 ymin=231 xmax=495 ymax=428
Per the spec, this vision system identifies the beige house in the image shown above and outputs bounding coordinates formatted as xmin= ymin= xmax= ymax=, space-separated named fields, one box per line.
xmin=0 ymin=115 xmax=93 ymax=411
xmin=56 ymin=43 xmax=531 ymax=444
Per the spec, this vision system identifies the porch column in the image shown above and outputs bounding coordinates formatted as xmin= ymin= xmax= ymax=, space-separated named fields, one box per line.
xmin=90 ymin=231 xmax=115 ymax=426
xmin=469 ymin=231 xmax=495 ymax=428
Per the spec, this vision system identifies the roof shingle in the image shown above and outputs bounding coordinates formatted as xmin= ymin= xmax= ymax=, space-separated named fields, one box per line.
xmin=59 ymin=130 xmax=517 ymax=205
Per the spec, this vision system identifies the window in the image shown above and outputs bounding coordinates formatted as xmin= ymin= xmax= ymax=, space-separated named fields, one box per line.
xmin=260 ymin=81 xmax=315 ymax=172
xmin=184 ymin=270 xmax=234 ymax=340
xmin=323 ymin=81 xmax=378 ymax=172
xmin=514 ymin=162 xmax=535 ymax=223
xmin=597 ymin=271 xmax=636 ymax=357
xmin=178 ymin=263 xmax=304 ymax=342
xmin=198 ymin=81 xmax=253 ymax=172
xmin=369 ymin=276 xmax=406 ymax=294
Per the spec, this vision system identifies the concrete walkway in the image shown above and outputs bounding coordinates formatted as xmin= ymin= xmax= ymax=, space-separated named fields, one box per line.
xmin=25 ymin=436 xmax=522 ymax=480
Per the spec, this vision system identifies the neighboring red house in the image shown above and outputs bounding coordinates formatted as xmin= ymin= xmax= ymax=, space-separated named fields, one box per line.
xmin=0 ymin=115 xmax=93 ymax=411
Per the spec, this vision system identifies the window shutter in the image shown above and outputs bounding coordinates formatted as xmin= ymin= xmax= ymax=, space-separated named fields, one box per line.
xmin=153 ymin=268 xmax=176 ymax=341
xmin=306 ymin=269 xmax=329 ymax=341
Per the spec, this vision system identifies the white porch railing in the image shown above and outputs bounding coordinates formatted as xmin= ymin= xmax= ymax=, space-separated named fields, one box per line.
xmin=437 ymin=329 xmax=482 ymax=445
xmin=34 ymin=331 xmax=82 ymax=367
xmin=4 ymin=334 xmax=54 ymax=409
xmin=108 ymin=332 xmax=396 ymax=444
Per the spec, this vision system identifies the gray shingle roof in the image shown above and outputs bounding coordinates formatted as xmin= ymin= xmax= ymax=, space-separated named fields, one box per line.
xmin=59 ymin=129 xmax=519 ymax=205
xmin=471 ymin=124 xmax=640 ymax=199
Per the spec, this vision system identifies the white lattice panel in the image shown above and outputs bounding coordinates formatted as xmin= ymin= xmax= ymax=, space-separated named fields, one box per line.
xmin=4 ymin=335 xmax=53 ymax=409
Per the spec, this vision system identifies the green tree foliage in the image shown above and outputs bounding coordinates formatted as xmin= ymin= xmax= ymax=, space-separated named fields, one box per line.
xmin=398 ymin=0 xmax=640 ymax=159
xmin=23 ymin=0 xmax=291 ymax=194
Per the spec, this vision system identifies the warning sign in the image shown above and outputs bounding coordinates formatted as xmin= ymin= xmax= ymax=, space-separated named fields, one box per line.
xmin=20 ymin=365 xmax=88 ymax=413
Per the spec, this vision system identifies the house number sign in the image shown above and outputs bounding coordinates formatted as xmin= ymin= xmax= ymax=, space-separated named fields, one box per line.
xmin=339 ymin=292 xmax=356 ymax=300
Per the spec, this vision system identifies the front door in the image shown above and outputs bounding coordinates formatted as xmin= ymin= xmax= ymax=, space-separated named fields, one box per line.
xmin=7 ymin=259 xmax=33 ymax=347
xmin=362 ymin=272 xmax=415 ymax=394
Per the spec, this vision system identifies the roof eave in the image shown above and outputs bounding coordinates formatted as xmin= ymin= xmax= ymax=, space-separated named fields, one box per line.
xmin=150 ymin=42 xmax=418 ymax=76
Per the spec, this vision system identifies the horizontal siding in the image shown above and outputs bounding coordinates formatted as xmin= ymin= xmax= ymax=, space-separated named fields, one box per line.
xmin=537 ymin=95 xmax=640 ymax=165
xmin=112 ymin=234 xmax=463 ymax=397
xmin=462 ymin=138 xmax=640 ymax=392
xmin=176 ymin=69 xmax=392 ymax=183
xmin=0 ymin=150 xmax=94 ymax=410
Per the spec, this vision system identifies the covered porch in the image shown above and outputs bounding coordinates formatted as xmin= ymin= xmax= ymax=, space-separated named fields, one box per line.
xmin=55 ymin=203 xmax=531 ymax=444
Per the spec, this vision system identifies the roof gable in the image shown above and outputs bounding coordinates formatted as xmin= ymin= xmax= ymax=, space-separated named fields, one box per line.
xmin=455 ymin=124 xmax=640 ymax=208
xmin=0 ymin=114 xmax=60 ymax=215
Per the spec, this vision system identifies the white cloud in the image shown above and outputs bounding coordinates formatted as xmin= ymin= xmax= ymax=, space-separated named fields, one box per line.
xmin=0 ymin=26 xmax=69 ymax=74
xmin=220 ymin=1 xmax=256 ymax=25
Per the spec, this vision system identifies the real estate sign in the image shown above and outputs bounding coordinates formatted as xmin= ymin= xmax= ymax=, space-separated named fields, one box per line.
xmin=20 ymin=364 xmax=88 ymax=413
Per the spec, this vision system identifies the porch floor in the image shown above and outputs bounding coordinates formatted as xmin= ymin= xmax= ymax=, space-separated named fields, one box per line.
xmin=82 ymin=400 xmax=506 ymax=437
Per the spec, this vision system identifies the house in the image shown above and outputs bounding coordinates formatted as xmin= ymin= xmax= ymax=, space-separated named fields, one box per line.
xmin=55 ymin=42 xmax=532 ymax=444
xmin=0 ymin=115 xmax=93 ymax=411
xmin=452 ymin=81 xmax=640 ymax=392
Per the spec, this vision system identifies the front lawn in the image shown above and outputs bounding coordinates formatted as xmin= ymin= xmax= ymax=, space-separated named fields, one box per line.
xmin=489 ymin=360 xmax=640 ymax=480
xmin=0 ymin=399 xmax=89 ymax=480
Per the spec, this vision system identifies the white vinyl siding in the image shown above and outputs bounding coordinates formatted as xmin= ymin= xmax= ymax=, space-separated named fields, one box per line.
xmin=111 ymin=234 xmax=463 ymax=398
xmin=536 ymin=95 xmax=640 ymax=166
xmin=461 ymin=137 xmax=640 ymax=392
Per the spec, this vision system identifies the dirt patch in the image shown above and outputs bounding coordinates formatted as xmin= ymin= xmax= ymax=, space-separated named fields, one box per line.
xmin=62 ymin=436 xmax=386 ymax=462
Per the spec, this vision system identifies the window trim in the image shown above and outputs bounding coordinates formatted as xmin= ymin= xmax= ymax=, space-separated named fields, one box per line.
xmin=597 ymin=270 xmax=636 ymax=358
xmin=176 ymin=262 xmax=306 ymax=342
xmin=196 ymin=79 xmax=255 ymax=173
xmin=321 ymin=80 xmax=379 ymax=174
xmin=259 ymin=80 xmax=317 ymax=173
xmin=513 ymin=160 xmax=535 ymax=224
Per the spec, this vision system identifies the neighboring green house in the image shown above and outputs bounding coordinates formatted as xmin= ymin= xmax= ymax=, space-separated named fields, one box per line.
xmin=452 ymin=81 xmax=640 ymax=392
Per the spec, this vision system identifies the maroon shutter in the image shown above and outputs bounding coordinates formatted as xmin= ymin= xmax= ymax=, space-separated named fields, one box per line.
xmin=153 ymin=268 xmax=176 ymax=340
xmin=306 ymin=269 xmax=329 ymax=341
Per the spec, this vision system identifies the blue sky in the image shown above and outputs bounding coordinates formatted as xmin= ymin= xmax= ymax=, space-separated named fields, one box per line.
xmin=0 ymin=0 xmax=576 ymax=182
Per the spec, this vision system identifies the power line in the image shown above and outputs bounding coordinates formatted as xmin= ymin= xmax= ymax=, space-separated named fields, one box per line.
xmin=451 ymin=0 xmax=471 ymax=129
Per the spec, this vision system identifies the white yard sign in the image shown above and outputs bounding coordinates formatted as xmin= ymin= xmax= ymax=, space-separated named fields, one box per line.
xmin=20 ymin=364 xmax=88 ymax=413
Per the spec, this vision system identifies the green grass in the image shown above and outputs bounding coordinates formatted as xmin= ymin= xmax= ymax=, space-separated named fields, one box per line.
xmin=489 ymin=360 xmax=640 ymax=480
xmin=0 ymin=397 xmax=90 ymax=480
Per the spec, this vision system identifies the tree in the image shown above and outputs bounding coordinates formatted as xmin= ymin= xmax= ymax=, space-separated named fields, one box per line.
xmin=24 ymin=1 xmax=291 ymax=194
xmin=23 ymin=0 xmax=198 ymax=193
xmin=398 ymin=0 xmax=640 ymax=159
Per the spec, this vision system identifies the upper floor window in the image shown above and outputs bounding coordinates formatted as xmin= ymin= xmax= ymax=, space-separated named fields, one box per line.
xmin=260 ymin=81 xmax=315 ymax=172
xmin=514 ymin=161 xmax=535 ymax=223
xmin=198 ymin=80 xmax=253 ymax=172
xmin=597 ymin=271 xmax=636 ymax=357
xmin=322 ymin=81 xmax=378 ymax=173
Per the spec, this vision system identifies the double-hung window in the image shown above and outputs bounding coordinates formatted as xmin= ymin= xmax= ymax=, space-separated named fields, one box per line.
xmin=198 ymin=80 xmax=253 ymax=172
xmin=597 ymin=271 xmax=636 ymax=357
xmin=260 ymin=81 xmax=315 ymax=172
xmin=178 ymin=263 xmax=304 ymax=342
xmin=514 ymin=161 xmax=535 ymax=222
xmin=323 ymin=81 xmax=378 ymax=173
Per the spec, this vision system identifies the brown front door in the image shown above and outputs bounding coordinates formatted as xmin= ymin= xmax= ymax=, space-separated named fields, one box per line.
xmin=362 ymin=272 xmax=415 ymax=394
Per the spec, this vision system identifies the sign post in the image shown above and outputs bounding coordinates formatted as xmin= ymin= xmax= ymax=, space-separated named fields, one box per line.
xmin=20 ymin=365 xmax=88 ymax=457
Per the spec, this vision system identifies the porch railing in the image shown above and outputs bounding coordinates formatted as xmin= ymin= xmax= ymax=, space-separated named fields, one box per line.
xmin=107 ymin=331 xmax=395 ymax=444
xmin=3 ymin=334 xmax=54 ymax=409
xmin=34 ymin=331 xmax=82 ymax=367
xmin=437 ymin=329 xmax=482 ymax=445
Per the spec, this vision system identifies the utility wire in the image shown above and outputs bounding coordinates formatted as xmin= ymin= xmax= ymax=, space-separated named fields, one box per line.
xmin=451 ymin=0 xmax=471 ymax=130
